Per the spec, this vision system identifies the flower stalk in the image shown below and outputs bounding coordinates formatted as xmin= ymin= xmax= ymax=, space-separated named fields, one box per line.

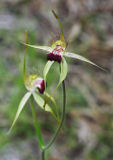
xmin=29 ymin=80 xmax=66 ymax=160
xmin=42 ymin=80 xmax=66 ymax=159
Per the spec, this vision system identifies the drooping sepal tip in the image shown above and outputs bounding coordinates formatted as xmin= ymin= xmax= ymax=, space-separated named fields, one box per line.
xmin=8 ymin=92 xmax=31 ymax=134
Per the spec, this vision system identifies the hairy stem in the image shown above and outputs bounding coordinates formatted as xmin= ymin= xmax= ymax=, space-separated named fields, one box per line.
xmin=42 ymin=81 xmax=66 ymax=159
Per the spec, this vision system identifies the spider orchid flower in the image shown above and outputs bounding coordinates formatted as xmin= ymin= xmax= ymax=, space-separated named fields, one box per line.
xmin=25 ymin=75 xmax=45 ymax=94
xmin=23 ymin=10 xmax=105 ymax=89
xmin=8 ymin=33 xmax=60 ymax=133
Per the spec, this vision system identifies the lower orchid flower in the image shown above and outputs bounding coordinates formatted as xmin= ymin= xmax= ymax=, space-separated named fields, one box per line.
xmin=23 ymin=10 xmax=106 ymax=90
xmin=8 ymin=33 xmax=60 ymax=133
xmin=25 ymin=75 xmax=45 ymax=94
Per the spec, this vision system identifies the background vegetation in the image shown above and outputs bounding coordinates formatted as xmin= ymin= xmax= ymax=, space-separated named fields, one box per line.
xmin=0 ymin=0 xmax=113 ymax=159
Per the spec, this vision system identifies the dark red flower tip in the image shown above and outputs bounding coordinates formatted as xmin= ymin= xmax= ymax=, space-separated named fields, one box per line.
xmin=47 ymin=45 xmax=64 ymax=63
xmin=38 ymin=80 xmax=45 ymax=94
xmin=47 ymin=52 xmax=62 ymax=63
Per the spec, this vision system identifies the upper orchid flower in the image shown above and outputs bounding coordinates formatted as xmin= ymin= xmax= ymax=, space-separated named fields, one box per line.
xmin=8 ymin=32 xmax=60 ymax=133
xmin=23 ymin=10 xmax=105 ymax=89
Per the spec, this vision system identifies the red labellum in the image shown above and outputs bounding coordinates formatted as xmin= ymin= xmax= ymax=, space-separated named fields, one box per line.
xmin=47 ymin=45 xmax=64 ymax=63
xmin=38 ymin=80 xmax=45 ymax=94
xmin=27 ymin=76 xmax=45 ymax=94
xmin=32 ymin=78 xmax=45 ymax=94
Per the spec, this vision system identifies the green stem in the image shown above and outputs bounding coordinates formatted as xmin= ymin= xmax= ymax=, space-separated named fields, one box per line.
xmin=23 ymin=32 xmax=28 ymax=82
xmin=30 ymin=96 xmax=45 ymax=149
xmin=42 ymin=150 xmax=45 ymax=160
xmin=42 ymin=80 xmax=66 ymax=157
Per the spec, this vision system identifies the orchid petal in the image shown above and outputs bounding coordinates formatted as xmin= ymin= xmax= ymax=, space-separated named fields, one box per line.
xmin=43 ymin=61 xmax=54 ymax=82
xmin=43 ymin=61 xmax=54 ymax=92
xmin=65 ymin=52 xmax=106 ymax=71
xmin=23 ymin=43 xmax=52 ymax=52
xmin=32 ymin=92 xmax=57 ymax=120
xmin=45 ymin=92 xmax=60 ymax=122
xmin=58 ymin=57 xmax=68 ymax=87
xmin=52 ymin=57 xmax=68 ymax=94
xmin=8 ymin=92 xmax=31 ymax=133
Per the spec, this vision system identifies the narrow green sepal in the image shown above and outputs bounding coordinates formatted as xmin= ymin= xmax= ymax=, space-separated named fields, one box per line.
xmin=32 ymin=92 xmax=58 ymax=120
xmin=57 ymin=57 xmax=68 ymax=88
xmin=22 ymin=43 xmax=52 ymax=52
xmin=52 ymin=10 xmax=65 ymax=48
xmin=65 ymin=52 xmax=107 ymax=72
xmin=45 ymin=92 xmax=60 ymax=123
xmin=51 ymin=57 xmax=68 ymax=95
xmin=8 ymin=92 xmax=31 ymax=134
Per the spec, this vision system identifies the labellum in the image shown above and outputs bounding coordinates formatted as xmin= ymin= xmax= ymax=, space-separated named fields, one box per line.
xmin=25 ymin=75 xmax=45 ymax=94
xmin=35 ymin=79 xmax=45 ymax=94
xmin=47 ymin=45 xmax=65 ymax=63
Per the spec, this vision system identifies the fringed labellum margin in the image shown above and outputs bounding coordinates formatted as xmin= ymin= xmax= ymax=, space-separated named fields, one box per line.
xmin=47 ymin=45 xmax=65 ymax=63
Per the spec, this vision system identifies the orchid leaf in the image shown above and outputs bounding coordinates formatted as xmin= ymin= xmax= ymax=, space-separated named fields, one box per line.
xmin=23 ymin=43 xmax=52 ymax=52
xmin=52 ymin=10 xmax=65 ymax=48
xmin=8 ymin=92 xmax=31 ymax=133
xmin=32 ymin=92 xmax=57 ymax=120
xmin=65 ymin=52 xmax=106 ymax=71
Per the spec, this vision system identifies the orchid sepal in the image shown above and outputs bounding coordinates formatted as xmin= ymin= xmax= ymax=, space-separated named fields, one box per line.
xmin=43 ymin=61 xmax=54 ymax=89
xmin=65 ymin=52 xmax=106 ymax=71
xmin=22 ymin=43 xmax=52 ymax=52
xmin=32 ymin=92 xmax=58 ymax=121
xmin=8 ymin=92 xmax=32 ymax=134
xmin=51 ymin=57 xmax=68 ymax=95
xmin=44 ymin=92 xmax=60 ymax=123
xmin=8 ymin=89 xmax=58 ymax=133
xmin=52 ymin=10 xmax=66 ymax=48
